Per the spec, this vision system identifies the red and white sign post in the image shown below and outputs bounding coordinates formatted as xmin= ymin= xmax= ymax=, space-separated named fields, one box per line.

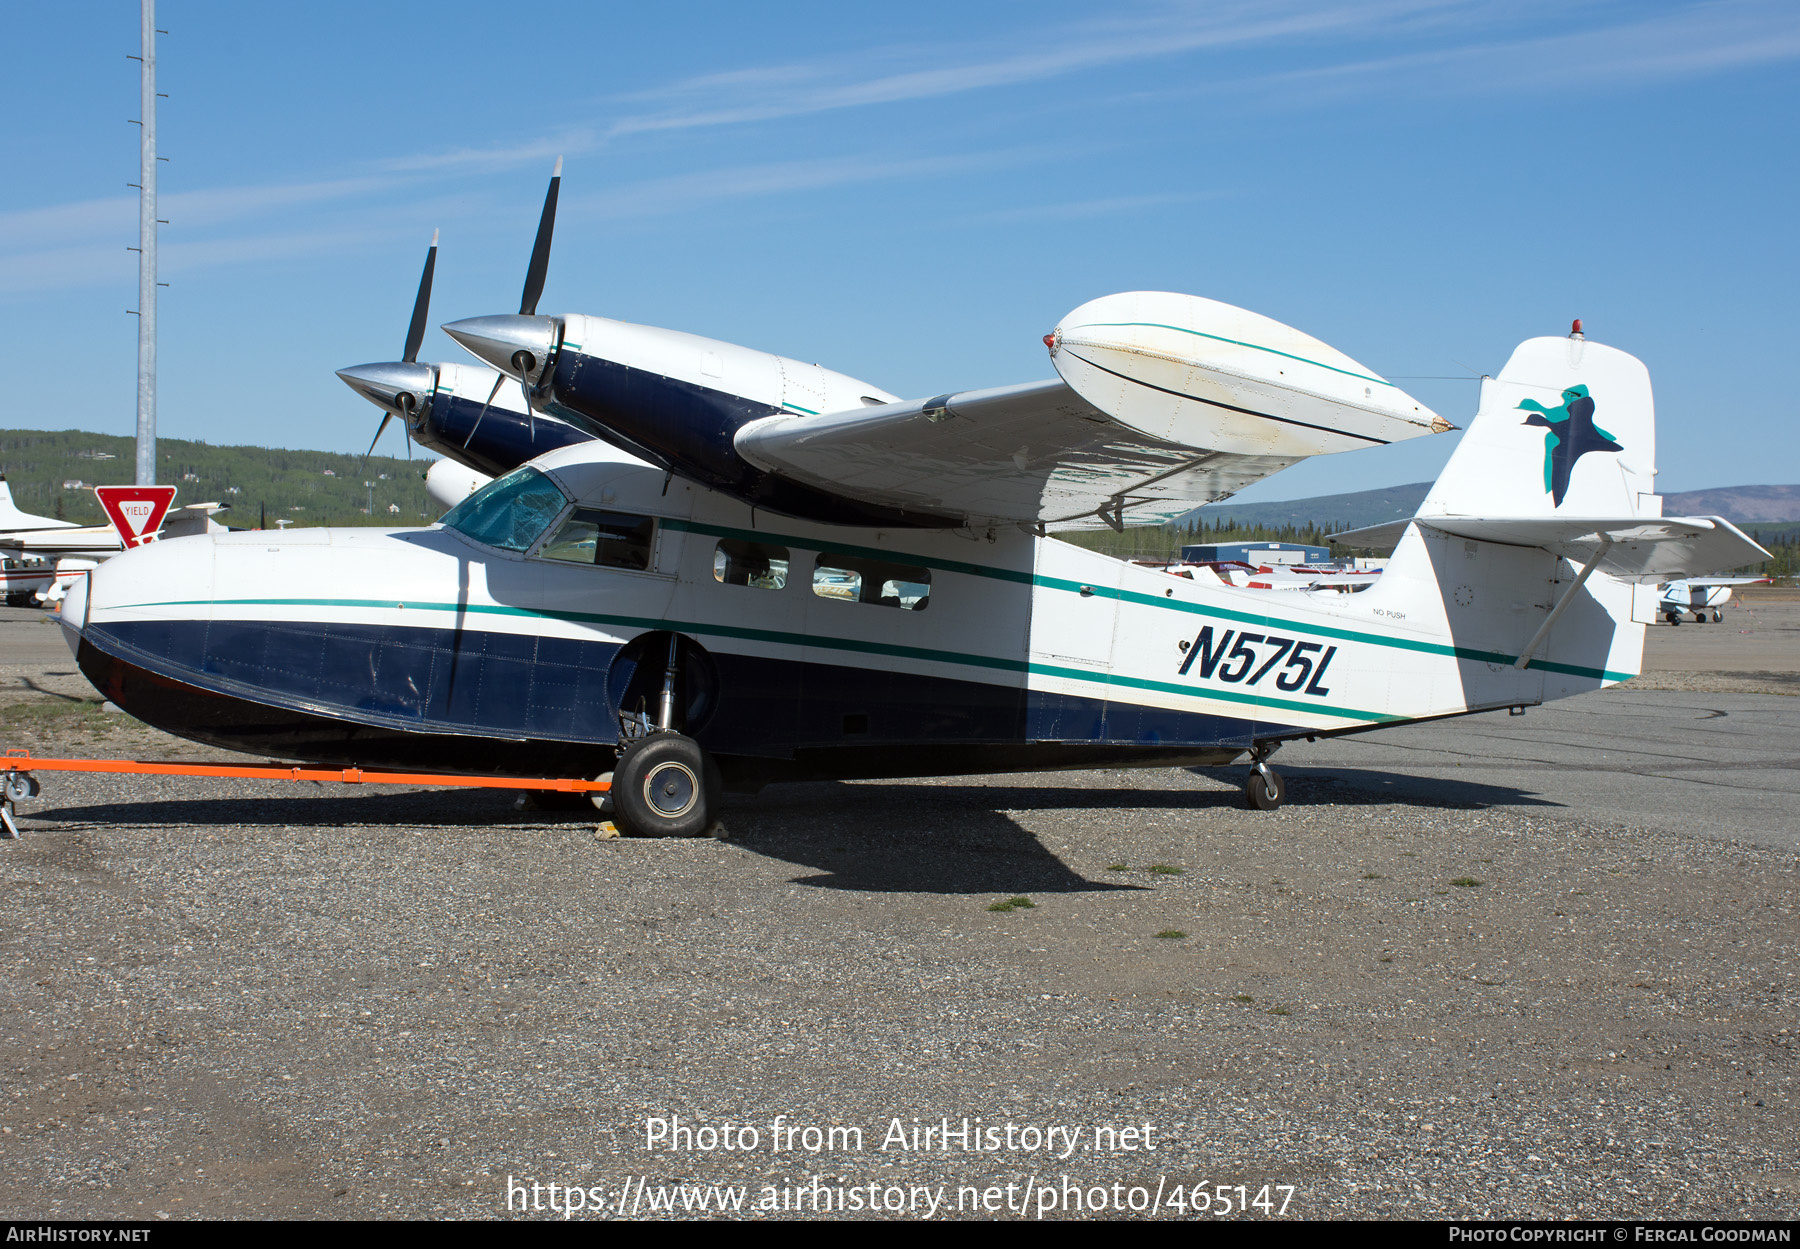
xmin=95 ymin=485 xmax=178 ymax=549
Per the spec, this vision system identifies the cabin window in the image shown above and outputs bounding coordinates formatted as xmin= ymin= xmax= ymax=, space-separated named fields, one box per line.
xmin=812 ymin=553 xmax=931 ymax=610
xmin=537 ymin=508 xmax=656 ymax=571
xmin=713 ymin=540 xmax=789 ymax=589
xmin=440 ymin=466 xmax=569 ymax=553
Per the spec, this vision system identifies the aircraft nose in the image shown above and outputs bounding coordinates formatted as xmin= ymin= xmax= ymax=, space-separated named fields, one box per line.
xmin=335 ymin=360 xmax=436 ymax=416
xmin=442 ymin=315 xmax=558 ymax=381
xmin=57 ymin=570 xmax=88 ymax=655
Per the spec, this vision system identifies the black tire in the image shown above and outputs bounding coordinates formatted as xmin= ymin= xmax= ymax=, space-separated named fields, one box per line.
xmin=1693 ymin=612 xmax=1707 ymax=624
xmin=612 ymin=733 xmax=718 ymax=837
xmin=1665 ymin=612 xmax=1680 ymax=626
xmin=1712 ymin=610 xmax=1723 ymax=623
xmin=1244 ymin=766 xmax=1285 ymax=812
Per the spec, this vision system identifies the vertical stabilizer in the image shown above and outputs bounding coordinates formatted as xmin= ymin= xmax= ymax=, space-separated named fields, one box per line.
xmin=1421 ymin=334 xmax=1657 ymax=520
xmin=0 ymin=477 xmax=77 ymax=534
xmin=1365 ymin=330 xmax=1659 ymax=707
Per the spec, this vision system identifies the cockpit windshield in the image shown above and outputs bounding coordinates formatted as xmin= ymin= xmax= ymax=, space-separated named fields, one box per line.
xmin=439 ymin=466 xmax=569 ymax=552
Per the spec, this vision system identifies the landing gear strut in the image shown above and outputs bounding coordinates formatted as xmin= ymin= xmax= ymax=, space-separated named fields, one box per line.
xmin=610 ymin=633 xmax=720 ymax=837
xmin=1244 ymin=742 xmax=1285 ymax=812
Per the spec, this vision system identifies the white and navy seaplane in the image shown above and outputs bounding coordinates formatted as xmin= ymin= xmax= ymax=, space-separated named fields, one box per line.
xmin=56 ymin=166 xmax=1769 ymax=835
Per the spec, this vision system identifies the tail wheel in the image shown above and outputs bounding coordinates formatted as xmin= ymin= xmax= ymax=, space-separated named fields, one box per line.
xmin=612 ymin=733 xmax=719 ymax=837
xmin=1244 ymin=766 xmax=1285 ymax=812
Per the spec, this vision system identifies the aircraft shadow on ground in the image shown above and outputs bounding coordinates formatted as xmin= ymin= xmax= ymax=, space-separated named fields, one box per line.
xmin=20 ymin=765 xmax=1560 ymax=893
xmin=718 ymin=782 xmax=1146 ymax=895
xmin=1198 ymin=766 xmax=1566 ymax=810
xmin=24 ymin=788 xmax=548 ymax=831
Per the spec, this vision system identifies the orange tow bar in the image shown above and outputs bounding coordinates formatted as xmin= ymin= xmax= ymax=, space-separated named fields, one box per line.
xmin=0 ymin=749 xmax=608 ymax=839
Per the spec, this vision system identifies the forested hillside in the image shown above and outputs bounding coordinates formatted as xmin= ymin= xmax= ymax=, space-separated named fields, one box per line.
xmin=0 ymin=429 xmax=435 ymax=528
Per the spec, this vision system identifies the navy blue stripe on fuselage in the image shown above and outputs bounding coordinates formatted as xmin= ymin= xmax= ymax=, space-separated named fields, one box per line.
xmin=78 ymin=617 xmax=1276 ymax=764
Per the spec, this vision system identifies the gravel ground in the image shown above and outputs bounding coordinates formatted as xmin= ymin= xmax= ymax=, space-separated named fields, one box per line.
xmin=0 ymin=606 xmax=1795 ymax=1220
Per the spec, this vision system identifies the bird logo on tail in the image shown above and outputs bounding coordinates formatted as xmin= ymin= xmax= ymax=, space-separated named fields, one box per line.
xmin=1518 ymin=384 xmax=1622 ymax=507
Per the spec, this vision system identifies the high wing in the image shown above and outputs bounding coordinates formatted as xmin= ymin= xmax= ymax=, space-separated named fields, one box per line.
xmin=1332 ymin=515 xmax=1769 ymax=583
xmin=737 ymin=377 xmax=1300 ymax=531
xmin=734 ymin=292 xmax=1451 ymax=531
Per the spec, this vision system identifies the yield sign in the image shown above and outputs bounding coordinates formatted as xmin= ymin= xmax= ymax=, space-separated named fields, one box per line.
xmin=95 ymin=485 xmax=178 ymax=549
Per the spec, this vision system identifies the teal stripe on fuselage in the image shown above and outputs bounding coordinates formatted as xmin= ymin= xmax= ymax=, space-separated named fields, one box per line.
xmin=663 ymin=517 xmax=1634 ymax=683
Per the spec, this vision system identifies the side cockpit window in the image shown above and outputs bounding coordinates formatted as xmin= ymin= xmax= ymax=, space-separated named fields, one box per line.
xmin=812 ymin=553 xmax=930 ymax=610
xmin=538 ymin=508 xmax=655 ymax=571
xmin=714 ymin=540 xmax=789 ymax=589
xmin=440 ymin=466 xmax=569 ymax=553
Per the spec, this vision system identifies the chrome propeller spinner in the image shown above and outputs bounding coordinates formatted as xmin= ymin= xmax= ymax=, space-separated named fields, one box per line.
xmin=338 ymin=230 xmax=440 ymax=466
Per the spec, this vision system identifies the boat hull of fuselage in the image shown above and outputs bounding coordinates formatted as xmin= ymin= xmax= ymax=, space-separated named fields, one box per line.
xmin=65 ymin=613 xmax=1249 ymax=784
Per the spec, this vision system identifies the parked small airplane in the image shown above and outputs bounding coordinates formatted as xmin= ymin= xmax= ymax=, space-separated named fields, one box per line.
xmin=56 ymin=166 xmax=1768 ymax=835
xmin=1656 ymin=576 xmax=1769 ymax=623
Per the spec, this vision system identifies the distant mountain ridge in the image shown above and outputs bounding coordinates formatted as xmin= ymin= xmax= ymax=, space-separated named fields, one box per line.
xmin=1660 ymin=484 xmax=1800 ymax=523
xmin=1187 ymin=483 xmax=1800 ymax=530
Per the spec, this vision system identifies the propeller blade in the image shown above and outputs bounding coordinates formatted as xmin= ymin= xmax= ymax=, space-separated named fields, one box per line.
xmin=462 ymin=373 xmax=507 ymax=450
xmin=362 ymin=412 xmax=393 ymax=470
xmin=402 ymin=229 xmax=439 ymax=364
xmin=519 ymin=157 xmax=562 ymax=317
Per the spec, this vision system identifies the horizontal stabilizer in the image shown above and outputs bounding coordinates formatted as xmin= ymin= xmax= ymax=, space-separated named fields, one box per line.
xmin=1332 ymin=514 xmax=1769 ymax=583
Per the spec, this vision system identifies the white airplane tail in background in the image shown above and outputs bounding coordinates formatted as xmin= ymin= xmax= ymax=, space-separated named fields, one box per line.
xmin=0 ymin=476 xmax=77 ymax=534
xmin=1340 ymin=327 xmax=1767 ymax=709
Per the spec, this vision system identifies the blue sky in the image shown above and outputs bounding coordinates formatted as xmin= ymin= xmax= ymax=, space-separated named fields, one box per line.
xmin=3 ymin=0 xmax=1796 ymax=501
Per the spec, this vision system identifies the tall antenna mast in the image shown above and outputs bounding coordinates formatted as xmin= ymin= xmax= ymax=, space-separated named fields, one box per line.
xmin=133 ymin=0 xmax=160 ymax=486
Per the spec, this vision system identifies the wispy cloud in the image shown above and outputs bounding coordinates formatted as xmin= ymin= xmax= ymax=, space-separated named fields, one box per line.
xmin=8 ymin=1 xmax=1797 ymax=299
xmin=1251 ymin=0 xmax=1800 ymax=101
xmin=572 ymin=147 xmax=1057 ymax=220
xmin=600 ymin=1 xmax=1464 ymax=139
xmin=0 ymin=174 xmax=398 ymax=255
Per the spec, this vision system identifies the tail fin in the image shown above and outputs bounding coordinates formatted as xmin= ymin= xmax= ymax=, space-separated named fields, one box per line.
xmin=1359 ymin=330 xmax=1666 ymax=707
xmin=0 ymin=476 xmax=75 ymax=533
xmin=1422 ymin=332 xmax=1657 ymax=520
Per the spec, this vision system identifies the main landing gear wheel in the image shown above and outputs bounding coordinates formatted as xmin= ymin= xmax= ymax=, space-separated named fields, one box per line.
xmin=611 ymin=733 xmax=719 ymax=837
xmin=1665 ymin=612 xmax=1681 ymax=626
xmin=1711 ymin=609 xmax=1724 ymax=623
xmin=1245 ymin=766 xmax=1285 ymax=811
xmin=1693 ymin=611 xmax=1708 ymax=624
